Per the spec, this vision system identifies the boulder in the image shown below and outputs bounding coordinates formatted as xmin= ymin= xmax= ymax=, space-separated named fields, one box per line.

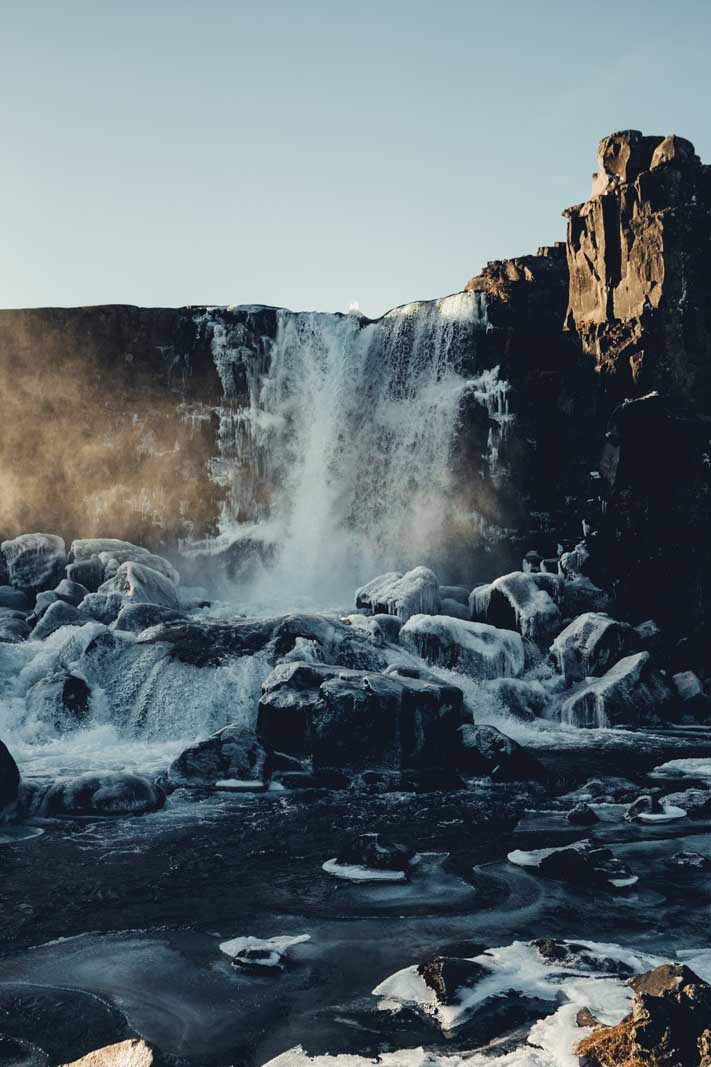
xmin=457 ymin=724 xmax=544 ymax=780
xmin=30 ymin=601 xmax=83 ymax=640
xmin=1 ymin=533 xmax=66 ymax=594
xmin=78 ymin=593 xmax=126 ymax=625
xmin=567 ymin=802 xmax=599 ymax=826
xmin=168 ymin=725 xmax=272 ymax=787
xmin=112 ymin=602 xmax=185 ymax=634
xmin=54 ymin=579 xmax=90 ymax=607
xmin=0 ymin=739 xmax=20 ymax=815
xmin=258 ymin=661 xmax=343 ymax=755
xmin=0 ymin=586 xmax=31 ymax=611
xmin=30 ymin=590 xmax=60 ymax=622
xmin=562 ymin=776 xmax=641 ymax=804
xmin=0 ymin=609 xmax=31 ymax=643
xmin=219 ymin=933 xmax=309 ymax=974
xmin=417 ymin=956 xmax=489 ymax=1006
xmin=440 ymin=585 xmax=470 ymax=605
xmin=25 ymin=671 xmax=91 ymax=732
xmin=662 ymin=789 xmax=711 ymax=817
xmin=485 ymin=677 xmax=548 ymax=720
xmin=355 ymin=567 xmax=440 ymax=622
xmin=98 ymin=561 xmax=179 ymax=610
xmin=60 ymin=1039 xmax=154 ymax=1067
xmin=576 ymin=963 xmax=711 ymax=1067
xmin=672 ymin=670 xmax=705 ymax=703
xmin=310 ymin=670 xmax=465 ymax=772
xmin=509 ymin=839 xmax=637 ymax=890
xmin=336 ymin=832 xmax=414 ymax=872
xmin=40 ymin=773 xmax=165 ymax=817
xmin=65 ymin=557 xmax=104 ymax=592
xmin=670 ymin=850 xmax=708 ymax=869
xmin=97 ymin=548 xmax=179 ymax=585
xmin=470 ymin=571 xmax=562 ymax=645
xmin=559 ymin=651 xmax=671 ymax=727
xmin=399 ymin=614 xmax=525 ymax=680
xmin=550 ymin=612 xmax=632 ymax=682
xmin=440 ymin=598 xmax=469 ymax=620
xmin=371 ymin=613 xmax=403 ymax=641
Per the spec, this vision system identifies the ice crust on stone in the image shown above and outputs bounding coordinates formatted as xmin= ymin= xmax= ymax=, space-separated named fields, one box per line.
xmin=355 ymin=568 xmax=440 ymax=622
xmin=98 ymin=561 xmax=179 ymax=610
xmin=399 ymin=615 xmax=524 ymax=680
xmin=651 ymin=757 xmax=711 ymax=780
xmin=219 ymin=933 xmax=310 ymax=970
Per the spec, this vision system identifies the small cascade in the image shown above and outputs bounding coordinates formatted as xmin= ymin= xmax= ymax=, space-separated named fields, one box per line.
xmin=195 ymin=291 xmax=513 ymax=599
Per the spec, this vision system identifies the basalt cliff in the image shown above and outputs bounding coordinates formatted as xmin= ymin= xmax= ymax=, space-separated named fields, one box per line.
xmin=1 ymin=130 xmax=710 ymax=632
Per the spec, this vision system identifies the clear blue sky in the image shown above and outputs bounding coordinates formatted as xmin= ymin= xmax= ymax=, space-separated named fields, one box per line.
xmin=1 ymin=0 xmax=709 ymax=317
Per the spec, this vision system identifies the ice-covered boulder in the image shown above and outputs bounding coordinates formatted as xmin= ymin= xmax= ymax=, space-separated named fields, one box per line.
xmin=439 ymin=598 xmax=469 ymax=620
xmin=485 ymin=677 xmax=549 ymax=720
xmin=567 ymin=802 xmax=599 ymax=826
xmin=66 ymin=556 xmax=104 ymax=592
xmin=399 ymin=615 xmax=524 ymax=679
xmin=660 ymin=789 xmax=711 ymax=817
xmin=54 ymin=579 xmax=90 ymax=606
xmin=219 ymin=933 xmax=309 ymax=973
xmin=168 ymin=725 xmax=272 ymax=788
xmin=559 ymin=651 xmax=671 ymax=727
xmin=40 ymin=772 xmax=165 ymax=817
xmin=440 ymin=584 xmax=470 ymax=605
xmin=0 ymin=738 xmax=20 ymax=815
xmin=112 ymin=602 xmax=185 ymax=634
xmin=0 ymin=585 xmax=31 ymax=611
xmin=508 ymin=839 xmax=637 ymax=889
xmin=78 ymin=592 xmax=126 ymax=625
xmin=99 ymin=561 xmax=179 ymax=610
xmin=30 ymin=600 xmax=83 ymax=640
xmin=1 ymin=533 xmax=66 ymax=594
xmin=335 ymin=832 xmax=414 ymax=872
xmin=355 ymin=566 xmax=440 ymax=622
xmin=457 ymin=724 xmax=544 ymax=780
xmin=61 ymin=1038 xmax=154 ymax=1067
xmin=98 ymin=548 xmax=179 ymax=585
xmin=672 ymin=670 xmax=705 ymax=703
xmin=372 ymin=955 xmax=491 ymax=1029
xmin=550 ymin=612 xmax=632 ymax=681
xmin=0 ymin=608 xmax=31 ymax=643
xmin=310 ymin=670 xmax=465 ymax=772
xmin=470 ymin=571 xmax=562 ymax=645
xmin=25 ymin=671 xmax=91 ymax=733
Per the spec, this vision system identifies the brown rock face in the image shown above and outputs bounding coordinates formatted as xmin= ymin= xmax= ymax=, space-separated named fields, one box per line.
xmin=564 ymin=130 xmax=711 ymax=403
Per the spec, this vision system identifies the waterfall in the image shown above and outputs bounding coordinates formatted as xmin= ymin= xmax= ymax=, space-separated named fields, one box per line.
xmin=196 ymin=291 xmax=512 ymax=601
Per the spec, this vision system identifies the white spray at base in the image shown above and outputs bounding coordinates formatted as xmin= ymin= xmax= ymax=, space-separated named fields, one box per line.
xmin=198 ymin=292 xmax=512 ymax=604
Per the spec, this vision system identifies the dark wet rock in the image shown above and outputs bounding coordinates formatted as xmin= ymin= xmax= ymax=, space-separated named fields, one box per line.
xmin=258 ymin=661 xmax=341 ymax=755
xmin=39 ymin=773 xmax=166 ymax=817
xmin=663 ymin=789 xmax=711 ymax=817
xmin=112 ymin=602 xmax=185 ymax=635
xmin=577 ymin=962 xmax=711 ymax=1067
xmin=336 ymin=832 xmax=414 ymax=872
xmin=535 ymin=840 xmax=636 ymax=890
xmin=65 ymin=557 xmax=104 ymax=593
xmin=355 ymin=567 xmax=440 ymax=622
xmin=370 ymin=613 xmax=403 ymax=641
xmin=25 ymin=671 xmax=91 ymax=732
xmin=0 ymin=739 xmax=20 ymax=815
xmin=399 ymin=614 xmax=525 ymax=680
xmin=576 ymin=1007 xmax=603 ymax=1029
xmin=532 ymin=938 xmax=634 ymax=976
xmin=310 ymin=670 xmax=465 ymax=773
xmin=98 ymin=561 xmax=179 ymax=610
xmin=560 ymin=651 xmax=672 ymax=727
xmin=53 ymin=579 xmax=90 ymax=607
xmin=567 ymin=802 xmax=599 ymax=826
xmin=0 ymin=610 xmax=30 ymax=643
xmin=0 ymin=984 xmax=130 ymax=1066
xmin=168 ymin=725 xmax=272 ymax=787
xmin=634 ymin=618 xmax=664 ymax=654
xmin=624 ymin=794 xmax=659 ymax=821
xmin=78 ymin=593 xmax=126 ymax=625
xmin=0 ymin=533 xmax=66 ymax=595
xmin=417 ymin=956 xmax=489 ymax=1005
xmin=30 ymin=600 xmax=82 ymax=640
xmin=550 ymin=612 xmax=632 ymax=682
xmin=0 ymin=586 xmax=30 ymax=612
xmin=138 ymin=616 xmax=275 ymax=666
xmin=457 ymin=724 xmax=544 ymax=781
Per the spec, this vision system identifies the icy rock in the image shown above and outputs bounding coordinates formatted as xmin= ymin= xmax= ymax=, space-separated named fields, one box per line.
xmin=485 ymin=677 xmax=548 ymax=720
xmin=559 ymin=651 xmax=671 ymax=727
xmin=531 ymin=938 xmax=635 ymax=976
xmin=567 ymin=802 xmax=599 ymax=826
xmin=440 ymin=585 xmax=470 ymax=605
xmin=439 ymin=598 xmax=470 ymax=620
xmin=112 ymin=602 xmax=185 ymax=635
xmin=355 ymin=567 xmax=440 ymax=622
xmin=30 ymin=600 xmax=83 ymax=640
xmin=508 ymin=839 xmax=637 ymax=889
xmin=66 ymin=557 xmax=104 ymax=592
xmin=470 ymin=571 xmax=562 ymax=645
xmin=78 ymin=593 xmax=126 ymax=625
xmin=97 ymin=548 xmax=179 ymax=585
xmin=270 ymin=613 xmax=387 ymax=671
xmin=1 ymin=533 xmax=66 ymax=594
xmin=457 ymin=724 xmax=544 ymax=780
xmin=0 ymin=609 xmax=31 ymax=643
xmin=662 ymin=789 xmax=711 ymax=817
xmin=99 ymin=561 xmax=179 ymax=610
xmin=672 ymin=670 xmax=704 ymax=703
xmin=41 ymin=772 xmax=165 ymax=817
xmin=0 ymin=585 xmax=31 ymax=611
xmin=310 ymin=670 xmax=465 ymax=773
xmin=634 ymin=618 xmax=663 ymax=653
xmin=0 ymin=738 xmax=20 ymax=815
xmin=372 ymin=956 xmax=493 ymax=1030
xmin=29 ymin=589 xmax=60 ymax=622
xmin=60 ymin=1039 xmax=154 ymax=1067
xmin=670 ymin=850 xmax=708 ymax=869
xmin=562 ymin=776 xmax=641 ymax=804
xmin=371 ymin=613 xmax=403 ymax=641
xmin=219 ymin=933 xmax=310 ymax=973
xmin=336 ymin=832 xmax=414 ymax=872
xmin=399 ymin=614 xmax=524 ymax=679
xmin=54 ymin=579 xmax=90 ymax=606
xmin=559 ymin=540 xmax=590 ymax=578
xmin=550 ymin=612 xmax=632 ymax=682
xmin=168 ymin=725 xmax=272 ymax=788
xmin=25 ymin=671 xmax=91 ymax=732
xmin=258 ymin=661 xmax=343 ymax=755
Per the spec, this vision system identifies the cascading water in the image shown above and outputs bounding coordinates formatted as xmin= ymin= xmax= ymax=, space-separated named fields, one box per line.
xmin=198 ymin=291 xmax=512 ymax=602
